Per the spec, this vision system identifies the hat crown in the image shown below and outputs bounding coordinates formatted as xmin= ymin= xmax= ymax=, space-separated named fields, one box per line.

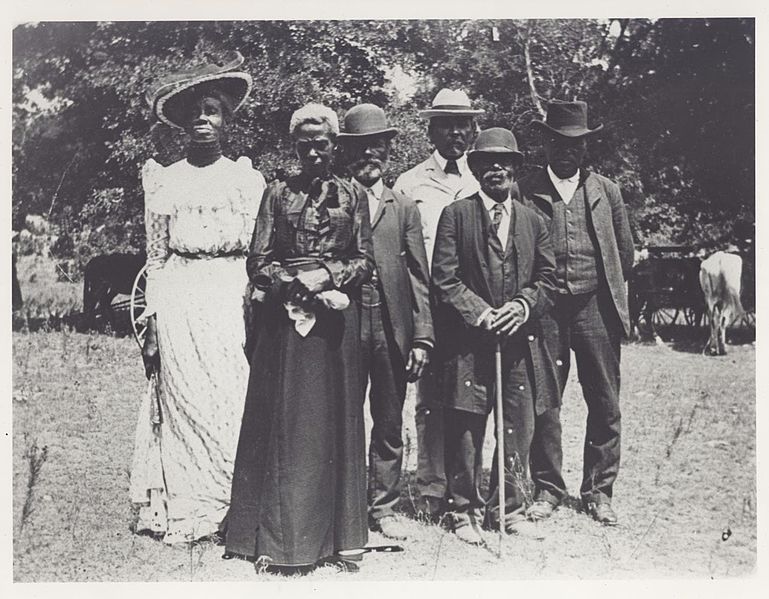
xmin=431 ymin=88 xmax=474 ymax=109
xmin=342 ymin=103 xmax=390 ymax=135
xmin=146 ymin=52 xmax=246 ymax=108
xmin=472 ymin=127 xmax=520 ymax=154
xmin=545 ymin=100 xmax=589 ymax=129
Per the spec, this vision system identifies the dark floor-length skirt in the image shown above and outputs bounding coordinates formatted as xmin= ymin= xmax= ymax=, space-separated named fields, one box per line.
xmin=225 ymin=299 xmax=368 ymax=566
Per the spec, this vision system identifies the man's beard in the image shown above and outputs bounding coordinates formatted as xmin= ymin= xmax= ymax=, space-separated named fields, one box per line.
xmin=351 ymin=159 xmax=383 ymax=184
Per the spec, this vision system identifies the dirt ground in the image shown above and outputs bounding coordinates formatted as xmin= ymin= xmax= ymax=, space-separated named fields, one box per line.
xmin=11 ymin=330 xmax=756 ymax=581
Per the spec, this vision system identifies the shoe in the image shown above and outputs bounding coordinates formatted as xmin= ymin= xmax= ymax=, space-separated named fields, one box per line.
xmin=503 ymin=513 xmax=545 ymax=539
xmin=584 ymin=501 xmax=618 ymax=526
xmin=526 ymin=499 xmax=557 ymax=521
xmin=372 ymin=515 xmax=409 ymax=540
xmin=451 ymin=513 xmax=484 ymax=546
xmin=416 ymin=496 xmax=444 ymax=522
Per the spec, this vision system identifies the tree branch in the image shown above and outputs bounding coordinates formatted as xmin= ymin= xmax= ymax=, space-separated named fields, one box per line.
xmin=524 ymin=26 xmax=546 ymax=117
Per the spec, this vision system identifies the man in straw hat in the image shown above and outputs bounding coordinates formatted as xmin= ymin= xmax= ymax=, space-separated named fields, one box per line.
xmin=338 ymin=103 xmax=434 ymax=540
xmin=393 ymin=88 xmax=483 ymax=520
xmin=517 ymin=100 xmax=634 ymax=526
xmin=431 ymin=127 xmax=556 ymax=544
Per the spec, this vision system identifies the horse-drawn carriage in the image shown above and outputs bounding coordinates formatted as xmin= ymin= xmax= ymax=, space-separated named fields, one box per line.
xmin=629 ymin=244 xmax=755 ymax=341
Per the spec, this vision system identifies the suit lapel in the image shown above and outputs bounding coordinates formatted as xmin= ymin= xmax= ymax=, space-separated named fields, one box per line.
xmin=471 ymin=195 xmax=495 ymax=302
xmin=370 ymin=190 xmax=391 ymax=230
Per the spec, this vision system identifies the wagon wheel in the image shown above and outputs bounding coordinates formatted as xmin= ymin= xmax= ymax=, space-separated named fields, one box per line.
xmin=651 ymin=307 xmax=678 ymax=328
xmin=130 ymin=264 xmax=149 ymax=349
xmin=681 ymin=306 xmax=702 ymax=327
xmin=742 ymin=310 xmax=756 ymax=330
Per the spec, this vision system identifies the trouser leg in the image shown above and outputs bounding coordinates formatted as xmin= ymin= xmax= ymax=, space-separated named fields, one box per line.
xmin=571 ymin=289 xmax=622 ymax=504
xmin=444 ymin=408 xmax=485 ymax=519
xmin=486 ymin=352 xmax=536 ymax=526
xmin=367 ymin=303 xmax=408 ymax=521
xmin=529 ymin=304 xmax=569 ymax=504
xmin=415 ymin=369 xmax=447 ymax=500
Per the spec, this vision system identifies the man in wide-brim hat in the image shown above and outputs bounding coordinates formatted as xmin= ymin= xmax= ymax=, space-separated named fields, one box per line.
xmin=338 ymin=103 xmax=433 ymax=540
xmin=431 ymin=127 xmax=556 ymax=544
xmin=517 ymin=100 xmax=634 ymax=527
xmin=393 ymin=88 xmax=484 ymax=520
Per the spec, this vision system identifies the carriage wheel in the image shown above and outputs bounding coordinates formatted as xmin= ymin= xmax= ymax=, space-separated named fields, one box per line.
xmin=742 ymin=311 xmax=756 ymax=330
xmin=682 ymin=307 xmax=702 ymax=327
xmin=651 ymin=308 xmax=678 ymax=328
xmin=130 ymin=264 xmax=149 ymax=349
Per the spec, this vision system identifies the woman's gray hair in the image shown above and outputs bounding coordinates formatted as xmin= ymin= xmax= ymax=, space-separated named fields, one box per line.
xmin=289 ymin=103 xmax=339 ymax=138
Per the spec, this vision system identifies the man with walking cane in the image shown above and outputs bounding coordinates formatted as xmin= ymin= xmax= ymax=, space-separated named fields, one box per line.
xmin=431 ymin=128 xmax=557 ymax=545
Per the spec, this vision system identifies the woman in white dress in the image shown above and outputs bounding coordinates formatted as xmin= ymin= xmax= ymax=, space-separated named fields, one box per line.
xmin=129 ymin=53 xmax=266 ymax=544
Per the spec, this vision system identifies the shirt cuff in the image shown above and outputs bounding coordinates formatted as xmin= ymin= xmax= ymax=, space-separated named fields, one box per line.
xmin=413 ymin=339 xmax=434 ymax=351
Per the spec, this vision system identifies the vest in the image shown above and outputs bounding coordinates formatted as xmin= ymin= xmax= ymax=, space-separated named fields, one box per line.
xmin=551 ymin=183 xmax=599 ymax=294
xmin=486 ymin=206 xmax=519 ymax=308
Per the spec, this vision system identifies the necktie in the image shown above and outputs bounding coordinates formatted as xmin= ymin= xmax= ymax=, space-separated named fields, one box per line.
xmin=491 ymin=203 xmax=504 ymax=234
xmin=444 ymin=159 xmax=460 ymax=175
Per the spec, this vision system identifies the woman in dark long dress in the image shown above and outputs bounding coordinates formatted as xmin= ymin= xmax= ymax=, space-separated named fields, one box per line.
xmin=225 ymin=103 xmax=374 ymax=572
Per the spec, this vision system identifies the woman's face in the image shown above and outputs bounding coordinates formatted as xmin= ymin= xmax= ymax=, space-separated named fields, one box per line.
xmin=183 ymin=95 xmax=226 ymax=144
xmin=294 ymin=122 xmax=336 ymax=178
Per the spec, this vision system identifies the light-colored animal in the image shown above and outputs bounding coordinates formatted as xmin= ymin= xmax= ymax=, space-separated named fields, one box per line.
xmin=699 ymin=251 xmax=744 ymax=355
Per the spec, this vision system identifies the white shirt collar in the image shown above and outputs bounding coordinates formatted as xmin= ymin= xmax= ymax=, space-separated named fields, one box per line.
xmin=432 ymin=150 xmax=469 ymax=175
xmin=364 ymin=178 xmax=385 ymax=200
xmin=547 ymin=165 xmax=580 ymax=185
xmin=478 ymin=189 xmax=511 ymax=213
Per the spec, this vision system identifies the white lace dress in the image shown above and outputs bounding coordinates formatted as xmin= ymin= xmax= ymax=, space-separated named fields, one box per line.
xmin=129 ymin=156 xmax=265 ymax=543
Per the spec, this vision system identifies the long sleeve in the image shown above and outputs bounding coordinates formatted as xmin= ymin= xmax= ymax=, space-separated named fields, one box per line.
xmin=246 ymin=181 xmax=282 ymax=294
xmin=514 ymin=213 xmax=557 ymax=320
xmin=607 ymin=180 xmax=635 ymax=280
xmin=320 ymin=183 xmax=374 ymax=291
xmin=141 ymin=160 xmax=170 ymax=319
xmin=431 ymin=204 xmax=492 ymax=327
xmin=403 ymin=198 xmax=434 ymax=347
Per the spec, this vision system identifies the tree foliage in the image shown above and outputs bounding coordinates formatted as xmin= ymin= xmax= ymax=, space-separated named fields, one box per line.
xmin=12 ymin=18 xmax=755 ymax=267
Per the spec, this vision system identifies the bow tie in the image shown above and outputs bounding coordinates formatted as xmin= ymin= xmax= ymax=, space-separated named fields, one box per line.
xmin=444 ymin=159 xmax=460 ymax=175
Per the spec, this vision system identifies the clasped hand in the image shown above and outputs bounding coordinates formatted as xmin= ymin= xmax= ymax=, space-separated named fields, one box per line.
xmin=284 ymin=268 xmax=332 ymax=309
xmin=480 ymin=301 xmax=526 ymax=337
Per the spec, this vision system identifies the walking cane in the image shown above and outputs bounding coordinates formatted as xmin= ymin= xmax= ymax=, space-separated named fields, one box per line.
xmin=495 ymin=338 xmax=506 ymax=555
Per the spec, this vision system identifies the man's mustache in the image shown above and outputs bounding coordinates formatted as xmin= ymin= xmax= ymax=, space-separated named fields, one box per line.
xmin=351 ymin=158 xmax=384 ymax=170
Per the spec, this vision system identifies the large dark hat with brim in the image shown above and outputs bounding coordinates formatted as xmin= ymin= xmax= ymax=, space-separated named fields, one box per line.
xmin=145 ymin=51 xmax=252 ymax=129
xmin=467 ymin=127 xmax=524 ymax=166
xmin=419 ymin=88 xmax=485 ymax=119
xmin=338 ymin=103 xmax=398 ymax=139
xmin=533 ymin=100 xmax=603 ymax=138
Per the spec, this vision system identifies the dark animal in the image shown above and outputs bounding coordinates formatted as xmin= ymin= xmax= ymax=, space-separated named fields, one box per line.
xmin=628 ymin=255 xmax=705 ymax=340
xmin=699 ymin=251 xmax=743 ymax=356
xmin=83 ymin=252 xmax=146 ymax=330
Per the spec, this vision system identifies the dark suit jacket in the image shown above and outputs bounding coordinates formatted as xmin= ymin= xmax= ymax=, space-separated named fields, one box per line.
xmin=517 ymin=168 xmax=635 ymax=336
xmin=431 ymin=192 xmax=558 ymax=415
xmin=367 ymin=184 xmax=434 ymax=361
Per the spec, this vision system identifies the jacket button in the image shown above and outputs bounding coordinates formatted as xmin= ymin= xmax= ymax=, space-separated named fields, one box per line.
xmin=518 ymin=385 xmax=525 ymax=391
xmin=556 ymin=359 xmax=563 ymax=366
xmin=464 ymin=380 xmax=472 ymax=387
xmin=527 ymin=335 xmax=535 ymax=341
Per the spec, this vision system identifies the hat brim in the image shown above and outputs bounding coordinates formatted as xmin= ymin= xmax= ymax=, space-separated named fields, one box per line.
xmin=419 ymin=108 xmax=485 ymax=119
xmin=337 ymin=127 xmax=398 ymax=139
xmin=532 ymin=121 xmax=604 ymax=137
xmin=154 ymin=72 xmax=252 ymax=129
xmin=468 ymin=148 xmax=524 ymax=160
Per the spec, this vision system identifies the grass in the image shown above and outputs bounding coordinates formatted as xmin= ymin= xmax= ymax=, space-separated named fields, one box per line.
xmin=11 ymin=329 xmax=756 ymax=581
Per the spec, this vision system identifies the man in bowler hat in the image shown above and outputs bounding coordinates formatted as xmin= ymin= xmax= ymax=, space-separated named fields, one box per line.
xmin=431 ymin=128 xmax=556 ymax=544
xmin=338 ymin=104 xmax=434 ymax=540
xmin=394 ymin=89 xmax=483 ymax=519
xmin=517 ymin=100 xmax=634 ymax=526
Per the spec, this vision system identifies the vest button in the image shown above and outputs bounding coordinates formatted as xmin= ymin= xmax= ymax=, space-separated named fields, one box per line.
xmin=464 ymin=380 xmax=472 ymax=387
xmin=527 ymin=335 xmax=535 ymax=341
xmin=518 ymin=385 xmax=525 ymax=391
